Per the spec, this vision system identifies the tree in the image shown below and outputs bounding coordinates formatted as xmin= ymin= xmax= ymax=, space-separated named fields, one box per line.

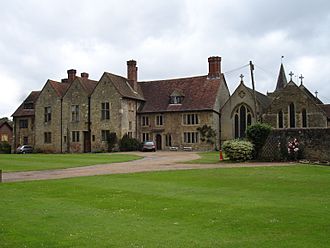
xmin=246 ymin=123 xmax=272 ymax=159
xmin=197 ymin=124 xmax=216 ymax=144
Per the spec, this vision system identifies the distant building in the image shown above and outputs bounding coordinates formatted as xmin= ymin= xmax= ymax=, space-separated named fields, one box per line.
xmin=0 ymin=120 xmax=13 ymax=145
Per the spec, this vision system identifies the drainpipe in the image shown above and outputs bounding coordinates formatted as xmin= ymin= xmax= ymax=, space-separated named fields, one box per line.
xmin=60 ymin=98 xmax=63 ymax=153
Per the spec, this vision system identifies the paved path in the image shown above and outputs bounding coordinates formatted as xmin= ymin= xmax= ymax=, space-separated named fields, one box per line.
xmin=2 ymin=152 xmax=292 ymax=183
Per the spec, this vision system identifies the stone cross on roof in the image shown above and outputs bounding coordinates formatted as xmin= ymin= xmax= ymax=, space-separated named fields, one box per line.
xmin=240 ymin=74 xmax=244 ymax=83
xmin=289 ymin=71 xmax=294 ymax=81
xmin=299 ymin=74 xmax=304 ymax=85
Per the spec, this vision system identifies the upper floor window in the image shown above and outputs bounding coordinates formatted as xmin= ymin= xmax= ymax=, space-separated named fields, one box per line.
xmin=71 ymin=105 xmax=80 ymax=122
xmin=101 ymin=102 xmax=110 ymax=120
xmin=302 ymin=108 xmax=307 ymax=128
xmin=44 ymin=107 xmax=51 ymax=123
xmin=233 ymin=105 xmax=253 ymax=139
xmin=289 ymin=103 xmax=295 ymax=128
xmin=19 ymin=119 xmax=28 ymax=129
xmin=141 ymin=116 xmax=149 ymax=126
xmin=170 ymin=90 xmax=184 ymax=104
xmin=183 ymin=114 xmax=199 ymax=125
xmin=156 ymin=115 xmax=164 ymax=126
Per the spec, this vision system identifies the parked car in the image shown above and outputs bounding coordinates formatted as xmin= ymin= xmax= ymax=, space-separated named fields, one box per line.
xmin=141 ymin=141 xmax=156 ymax=152
xmin=16 ymin=145 xmax=33 ymax=154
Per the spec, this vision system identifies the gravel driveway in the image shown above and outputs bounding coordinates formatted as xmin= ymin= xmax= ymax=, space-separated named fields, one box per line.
xmin=2 ymin=152 xmax=291 ymax=183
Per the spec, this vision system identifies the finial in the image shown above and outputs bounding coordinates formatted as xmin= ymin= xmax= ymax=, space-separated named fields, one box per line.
xmin=281 ymin=55 xmax=284 ymax=63
xmin=299 ymin=74 xmax=304 ymax=85
xmin=239 ymin=74 xmax=244 ymax=83
xmin=289 ymin=71 xmax=294 ymax=81
xmin=315 ymin=90 xmax=318 ymax=98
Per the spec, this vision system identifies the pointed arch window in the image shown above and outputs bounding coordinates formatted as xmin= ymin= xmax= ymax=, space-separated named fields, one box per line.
xmin=278 ymin=110 xmax=284 ymax=128
xmin=302 ymin=108 xmax=307 ymax=127
xmin=233 ymin=105 xmax=253 ymax=138
xmin=289 ymin=103 xmax=295 ymax=128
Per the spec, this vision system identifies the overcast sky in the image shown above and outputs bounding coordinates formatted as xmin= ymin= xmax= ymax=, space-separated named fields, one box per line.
xmin=1 ymin=0 xmax=330 ymax=117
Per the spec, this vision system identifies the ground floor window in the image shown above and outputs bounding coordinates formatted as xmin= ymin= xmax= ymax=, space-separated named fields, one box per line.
xmin=44 ymin=132 xmax=52 ymax=143
xmin=127 ymin=132 xmax=133 ymax=138
xmin=72 ymin=131 xmax=80 ymax=142
xmin=142 ymin=133 xmax=150 ymax=142
xmin=165 ymin=134 xmax=172 ymax=146
xmin=101 ymin=130 xmax=110 ymax=141
xmin=183 ymin=132 xmax=199 ymax=143
xmin=1 ymin=134 xmax=8 ymax=142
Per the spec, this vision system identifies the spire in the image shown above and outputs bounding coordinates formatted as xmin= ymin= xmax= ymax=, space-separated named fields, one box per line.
xmin=275 ymin=63 xmax=288 ymax=91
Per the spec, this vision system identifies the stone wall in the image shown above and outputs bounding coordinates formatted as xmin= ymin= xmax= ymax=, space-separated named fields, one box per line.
xmin=261 ymin=128 xmax=330 ymax=161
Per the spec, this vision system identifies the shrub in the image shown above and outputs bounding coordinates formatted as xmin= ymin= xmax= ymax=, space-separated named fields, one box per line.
xmin=107 ymin=132 xmax=118 ymax=152
xmin=222 ymin=139 xmax=254 ymax=161
xmin=246 ymin=123 xmax=272 ymax=159
xmin=119 ymin=134 xmax=141 ymax=151
xmin=0 ymin=141 xmax=11 ymax=154
xmin=197 ymin=124 xmax=216 ymax=144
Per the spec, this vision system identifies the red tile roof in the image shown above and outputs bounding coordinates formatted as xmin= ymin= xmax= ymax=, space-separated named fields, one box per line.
xmin=138 ymin=75 xmax=223 ymax=113
xmin=49 ymin=80 xmax=69 ymax=97
xmin=12 ymin=91 xmax=40 ymax=117
xmin=79 ymin=77 xmax=98 ymax=96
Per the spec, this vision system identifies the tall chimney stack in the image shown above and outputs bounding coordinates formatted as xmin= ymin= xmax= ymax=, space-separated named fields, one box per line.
xmin=81 ymin=72 xmax=89 ymax=79
xmin=127 ymin=60 xmax=138 ymax=91
xmin=67 ymin=69 xmax=77 ymax=83
xmin=208 ymin=56 xmax=221 ymax=79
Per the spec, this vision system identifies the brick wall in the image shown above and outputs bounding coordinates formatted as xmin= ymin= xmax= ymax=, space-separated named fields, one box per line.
xmin=261 ymin=128 xmax=330 ymax=161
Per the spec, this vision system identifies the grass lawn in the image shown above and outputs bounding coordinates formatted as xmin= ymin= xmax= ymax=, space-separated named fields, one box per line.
xmin=1 ymin=165 xmax=329 ymax=247
xmin=0 ymin=153 xmax=142 ymax=172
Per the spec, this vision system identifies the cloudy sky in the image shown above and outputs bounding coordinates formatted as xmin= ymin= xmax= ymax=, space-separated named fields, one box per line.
xmin=1 ymin=0 xmax=330 ymax=117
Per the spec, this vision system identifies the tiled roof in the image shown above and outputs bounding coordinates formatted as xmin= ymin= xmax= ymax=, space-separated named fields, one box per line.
xmin=299 ymin=84 xmax=323 ymax=104
xmin=49 ymin=80 xmax=70 ymax=97
xmin=78 ymin=77 xmax=98 ymax=96
xmin=245 ymin=86 xmax=271 ymax=109
xmin=320 ymin=104 xmax=330 ymax=119
xmin=105 ymin=72 xmax=145 ymax=101
xmin=0 ymin=121 xmax=13 ymax=130
xmin=12 ymin=91 xmax=40 ymax=117
xmin=138 ymin=75 xmax=223 ymax=113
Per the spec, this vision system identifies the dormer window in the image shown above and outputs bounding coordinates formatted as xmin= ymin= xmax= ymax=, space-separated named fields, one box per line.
xmin=170 ymin=90 xmax=184 ymax=104
xmin=23 ymin=102 xmax=34 ymax=109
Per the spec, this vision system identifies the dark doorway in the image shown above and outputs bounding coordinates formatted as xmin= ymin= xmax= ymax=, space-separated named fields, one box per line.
xmin=156 ymin=134 xmax=162 ymax=150
xmin=83 ymin=131 xmax=91 ymax=153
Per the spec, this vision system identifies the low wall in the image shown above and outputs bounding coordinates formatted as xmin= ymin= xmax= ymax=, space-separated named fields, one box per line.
xmin=261 ymin=128 xmax=330 ymax=161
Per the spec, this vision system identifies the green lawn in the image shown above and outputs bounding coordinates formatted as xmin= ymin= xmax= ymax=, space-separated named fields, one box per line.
xmin=1 ymin=165 xmax=329 ymax=247
xmin=0 ymin=153 xmax=141 ymax=172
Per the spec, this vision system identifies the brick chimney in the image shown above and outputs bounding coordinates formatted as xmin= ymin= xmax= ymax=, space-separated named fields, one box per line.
xmin=81 ymin=72 xmax=89 ymax=79
xmin=67 ymin=69 xmax=77 ymax=83
xmin=127 ymin=60 xmax=138 ymax=91
xmin=208 ymin=56 xmax=221 ymax=79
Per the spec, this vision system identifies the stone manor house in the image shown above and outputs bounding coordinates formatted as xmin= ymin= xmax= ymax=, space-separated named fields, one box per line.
xmin=12 ymin=56 xmax=330 ymax=153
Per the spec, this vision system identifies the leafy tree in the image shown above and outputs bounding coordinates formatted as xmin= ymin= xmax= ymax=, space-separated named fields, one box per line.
xmin=119 ymin=134 xmax=140 ymax=151
xmin=246 ymin=123 xmax=272 ymax=159
xmin=107 ymin=132 xmax=117 ymax=152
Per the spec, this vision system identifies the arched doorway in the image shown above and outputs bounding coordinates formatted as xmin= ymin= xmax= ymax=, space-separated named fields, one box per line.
xmin=156 ymin=134 xmax=162 ymax=150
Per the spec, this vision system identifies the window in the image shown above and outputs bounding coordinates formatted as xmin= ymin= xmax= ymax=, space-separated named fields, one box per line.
xmin=72 ymin=131 xmax=80 ymax=142
xmin=142 ymin=133 xmax=150 ymax=142
xmin=183 ymin=114 xmax=199 ymax=125
xmin=233 ymin=105 xmax=253 ymax=139
xmin=44 ymin=107 xmax=51 ymax=122
xmin=127 ymin=132 xmax=133 ymax=138
xmin=165 ymin=134 xmax=172 ymax=146
xmin=101 ymin=130 xmax=110 ymax=141
xmin=156 ymin=115 xmax=164 ymax=126
xmin=92 ymin=135 xmax=95 ymax=142
xmin=71 ymin=105 xmax=79 ymax=122
xmin=64 ymin=136 xmax=67 ymax=143
xmin=1 ymin=134 xmax=8 ymax=142
xmin=184 ymin=132 xmax=199 ymax=143
xmin=44 ymin=132 xmax=52 ymax=143
xmin=278 ymin=110 xmax=284 ymax=128
xmin=101 ymin=102 xmax=110 ymax=120
xmin=19 ymin=119 xmax=28 ymax=129
xmin=289 ymin=103 xmax=295 ymax=128
xmin=23 ymin=102 xmax=33 ymax=109
xmin=142 ymin=116 xmax=149 ymax=126
xmin=23 ymin=136 xmax=28 ymax=145
xmin=170 ymin=96 xmax=183 ymax=104
xmin=302 ymin=109 xmax=307 ymax=128
xmin=129 ymin=121 xmax=132 ymax=130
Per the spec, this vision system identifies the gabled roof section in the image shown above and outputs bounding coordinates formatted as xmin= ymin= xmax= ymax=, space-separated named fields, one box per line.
xmin=170 ymin=89 xmax=185 ymax=97
xmin=0 ymin=121 xmax=13 ymax=130
xmin=138 ymin=75 xmax=223 ymax=113
xmin=104 ymin=72 xmax=145 ymax=101
xmin=275 ymin=63 xmax=287 ymax=91
xmin=49 ymin=80 xmax=70 ymax=97
xmin=299 ymin=84 xmax=323 ymax=104
xmin=77 ymin=77 xmax=98 ymax=96
xmin=12 ymin=91 xmax=40 ymax=117
xmin=320 ymin=104 xmax=330 ymax=119
xmin=245 ymin=85 xmax=271 ymax=109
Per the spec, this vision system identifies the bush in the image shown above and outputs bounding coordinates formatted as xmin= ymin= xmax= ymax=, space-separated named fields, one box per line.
xmin=0 ymin=141 xmax=11 ymax=154
xmin=119 ymin=134 xmax=141 ymax=151
xmin=222 ymin=140 xmax=254 ymax=161
xmin=246 ymin=123 xmax=272 ymax=159
xmin=107 ymin=132 xmax=118 ymax=152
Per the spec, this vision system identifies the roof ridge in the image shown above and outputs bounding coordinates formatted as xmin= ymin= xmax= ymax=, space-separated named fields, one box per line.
xmin=138 ymin=75 xmax=207 ymax=84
